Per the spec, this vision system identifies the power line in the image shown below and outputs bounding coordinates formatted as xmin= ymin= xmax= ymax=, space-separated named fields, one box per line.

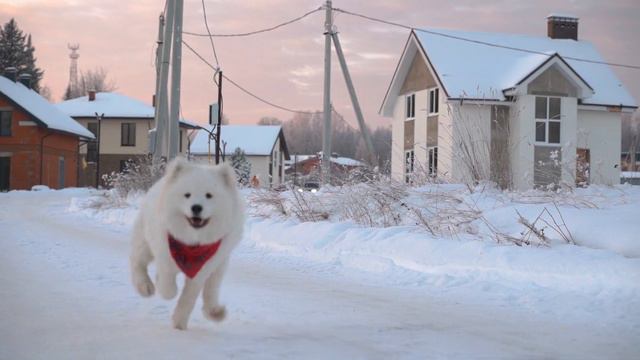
xmin=200 ymin=0 xmax=220 ymax=68
xmin=183 ymin=6 xmax=322 ymax=37
xmin=182 ymin=40 xmax=314 ymax=115
xmin=333 ymin=7 xmax=640 ymax=70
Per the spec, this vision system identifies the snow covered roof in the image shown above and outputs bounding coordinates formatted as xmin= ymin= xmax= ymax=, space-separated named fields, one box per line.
xmin=286 ymin=154 xmax=366 ymax=167
xmin=381 ymin=29 xmax=637 ymax=115
xmin=0 ymin=76 xmax=94 ymax=138
xmin=56 ymin=92 xmax=155 ymax=118
xmin=56 ymin=92 xmax=200 ymax=129
xmin=190 ymin=125 xmax=289 ymax=158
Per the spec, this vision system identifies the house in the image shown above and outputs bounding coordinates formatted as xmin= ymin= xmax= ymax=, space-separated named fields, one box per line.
xmin=285 ymin=153 xmax=367 ymax=184
xmin=190 ymin=125 xmax=289 ymax=187
xmin=381 ymin=15 xmax=637 ymax=190
xmin=56 ymin=91 xmax=198 ymax=187
xmin=0 ymin=70 xmax=95 ymax=191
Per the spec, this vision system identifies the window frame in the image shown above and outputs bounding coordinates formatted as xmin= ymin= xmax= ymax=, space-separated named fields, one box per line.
xmin=428 ymin=87 xmax=439 ymax=115
xmin=405 ymin=93 xmax=416 ymax=121
xmin=404 ymin=149 xmax=415 ymax=183
xmin=121 ymin=122 xmax=136 ymax=147
xmin=0 ymin=110 xmax=12 ymax=137
xmin=534 ymin=96 xmax=561 ymax=145
xmin=428 ymin=146 xmax=438 ymax=176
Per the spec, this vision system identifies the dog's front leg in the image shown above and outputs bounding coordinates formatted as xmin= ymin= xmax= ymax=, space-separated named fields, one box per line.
xmin=172 ymin=279 xmax=203 ymax=330
xmin=202 ymin=261 xmax=228 ymax=322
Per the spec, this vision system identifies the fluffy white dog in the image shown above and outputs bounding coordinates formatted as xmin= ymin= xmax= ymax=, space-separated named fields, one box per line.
xmin=130 ymin=157 xmax=244 ymax=330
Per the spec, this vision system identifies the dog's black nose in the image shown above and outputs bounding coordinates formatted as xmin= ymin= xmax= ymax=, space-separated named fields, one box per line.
xmin=191 ymin=204 xmax=203 ymax=215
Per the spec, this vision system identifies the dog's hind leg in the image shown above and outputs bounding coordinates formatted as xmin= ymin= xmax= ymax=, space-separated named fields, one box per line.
xmin=172 ymin=279 xmax=204 ymax=330
xmin=130 ymin=216 xmax=155 ymax=297
xmin=202 ymin=261 xmax=228 ymax=322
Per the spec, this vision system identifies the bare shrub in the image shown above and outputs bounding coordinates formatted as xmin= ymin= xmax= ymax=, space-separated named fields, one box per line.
xmin=102 ymin=155 xmax=165 ymax=202
xmin=247 ymin=189 xmax=288 ymax=218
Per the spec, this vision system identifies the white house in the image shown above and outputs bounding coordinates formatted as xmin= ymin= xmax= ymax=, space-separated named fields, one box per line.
xmin=190 ymin=125 xmax=290 ymax=187
xmin=381 ymin=15 xmax=637 ymax=190
xmin=56 ymin=91 xmax=197 ymax=187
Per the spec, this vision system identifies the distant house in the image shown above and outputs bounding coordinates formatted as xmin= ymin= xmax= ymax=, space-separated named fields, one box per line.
xmin=190 ymin=125 xmax=289 ymax=187
xmin=56 ymin=91 xmax=198 ymax=187
xmin=381 ymin=15 xmax=637 ymax=189
xmin=285 ymin=153 xmax=366 ymax=184
xmin=0 ymin=70 xmax=94 ymax=191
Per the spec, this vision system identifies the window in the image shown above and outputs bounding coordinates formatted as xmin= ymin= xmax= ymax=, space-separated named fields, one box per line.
xmin=405 ymin=94 xmax=415 ymax=119
xmin=0 ymin=111 xmax=12 ymax=136
xmin=429 ymin=88 xmax=439 ymax=115
xmin=119 ymin=160 xmax=129 ymax=173
xmin=404 ymin=150 xmax=414 ymax=183
xmin=535 ymin=96 xmax=561 ymax=144
xmin=121 ymin=123 xmax=136 ymax=146
xmin=179 ymin=130 xmax=183 ymax=152
xmin=428 ymin=146 xmax=438 ymax=176
xmin=87 ymin=123 xmax=98 ymax=162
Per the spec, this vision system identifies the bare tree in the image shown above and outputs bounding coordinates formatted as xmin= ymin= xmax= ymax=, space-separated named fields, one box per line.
xmin=257 ymin=116 xmax=282 ymax=126
xmin=63 ymin=67 xmax=117 ymax=100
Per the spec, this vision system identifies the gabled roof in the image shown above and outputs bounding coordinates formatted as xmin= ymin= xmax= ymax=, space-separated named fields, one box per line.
xmin=56 ymin=92 xmax=199 ymax=128
xmin=381 ymin=28 xmax=637 ymax=115
xmin=190 ymin=125 xmax=290 ymax=159
xmin=0 ymin=76 xmax=94 ymax=139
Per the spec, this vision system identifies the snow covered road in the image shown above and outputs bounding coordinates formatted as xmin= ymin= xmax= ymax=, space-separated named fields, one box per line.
xmin=1 ymin=189 xmax=639 ymax=359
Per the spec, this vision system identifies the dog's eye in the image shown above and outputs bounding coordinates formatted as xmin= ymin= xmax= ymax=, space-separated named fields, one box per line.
xmin=206 ymin=193 xmax=212 ymax=199
xmin=184 ymin=193 xmax=191 ymax=199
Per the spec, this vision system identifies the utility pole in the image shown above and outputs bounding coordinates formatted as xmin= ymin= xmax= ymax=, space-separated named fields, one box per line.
xmin=332 ymin=31 xmax=377 ymax=165
xmin=94 ymin=112 xmax=104 ymax=188
xmin=321 ymin=0 xmax=333 ymax=185
xmin=167 ymin=0 xmax=184 ymax=160
xmin=215 ymin=71 xmax=223 ymax=164
xmin=154 ymin=0 xmax=174 ymax=162
xmin=152 ymin=13 xmax=164 ymax=157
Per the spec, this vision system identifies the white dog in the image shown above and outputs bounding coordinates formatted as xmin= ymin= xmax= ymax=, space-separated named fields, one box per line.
xmin=130 ymin=157 xmax=244 ymax=330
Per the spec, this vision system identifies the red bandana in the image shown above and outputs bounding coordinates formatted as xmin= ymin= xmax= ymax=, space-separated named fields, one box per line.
xmin=168 ymin=234 xmax=222 ymax=279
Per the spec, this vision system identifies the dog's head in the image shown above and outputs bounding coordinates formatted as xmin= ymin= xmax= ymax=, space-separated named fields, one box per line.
xmin=162 ymin=157 xmax=239 ymax=240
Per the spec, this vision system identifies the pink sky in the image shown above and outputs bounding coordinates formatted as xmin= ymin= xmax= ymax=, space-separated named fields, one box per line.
xmin=1 ymin=0 xmax=639 ymax=128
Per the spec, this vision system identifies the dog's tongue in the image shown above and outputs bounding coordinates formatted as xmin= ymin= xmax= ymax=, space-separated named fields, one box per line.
xmin=168 ymin=234 xmax=222 ymax=278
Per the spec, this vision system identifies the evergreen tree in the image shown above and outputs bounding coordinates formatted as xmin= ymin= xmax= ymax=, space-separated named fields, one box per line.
xmin=0 ymin=19 xmax=43 ymax=92
xmin=230 ymin=147 xmax=251 ymax=186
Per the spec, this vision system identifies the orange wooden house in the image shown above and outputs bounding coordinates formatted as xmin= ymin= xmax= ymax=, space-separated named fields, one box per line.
xmin=0 ymin=70 xmax=94 ymax=191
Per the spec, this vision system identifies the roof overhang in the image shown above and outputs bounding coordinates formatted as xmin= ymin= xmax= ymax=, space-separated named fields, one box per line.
xmin=503 ymin=53 xmax=594 ymax=100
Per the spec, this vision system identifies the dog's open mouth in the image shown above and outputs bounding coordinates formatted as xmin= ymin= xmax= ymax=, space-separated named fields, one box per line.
xmin=187 ymin=216 xmax=210 ymax=229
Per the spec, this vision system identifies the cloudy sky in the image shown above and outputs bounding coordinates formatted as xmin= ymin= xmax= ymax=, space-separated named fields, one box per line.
xmin=1 ymin=0 xmax=638 ymax=128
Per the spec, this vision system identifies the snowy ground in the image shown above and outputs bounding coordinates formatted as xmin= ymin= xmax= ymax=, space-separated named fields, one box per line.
xmin=1 ymin=187 xmax=639 ymax=359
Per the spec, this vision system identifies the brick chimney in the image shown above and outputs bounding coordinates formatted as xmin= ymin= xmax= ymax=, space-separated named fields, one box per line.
xmin=18 ymin=73 xmax=32 ymax=89
xmin=3 ymin=67 xmax=17 ymax=82
xmin=547 ymin=13 xmax=579 ymax=40
xmin=88 ymin=90 xmax=96 ymax=101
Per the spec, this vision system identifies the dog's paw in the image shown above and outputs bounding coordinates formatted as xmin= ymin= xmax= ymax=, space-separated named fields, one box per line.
xmin=204 ymin=305 xmax=227 ymax=322
xmin=133 ymin=275 xmax=155 ymax=297
xmin=172 ymin=313 xmax=189 ymax=330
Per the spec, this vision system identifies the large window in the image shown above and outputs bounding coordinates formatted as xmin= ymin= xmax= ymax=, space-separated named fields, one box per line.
xmin=429 ymin=88 xmax=439 ymax=115
xmin=404 ymin=150 xmax=414 ymax=183
xmin=428 ymin=146 xmax=438 ymax=176
xmin=535 ymin=96 xmax=561 ymax=144
xmin=87 ymin=123 xmax=98 ymax=162
xmin=405 ymin=93 xmax=415 ymax=120
xmin=0 ymin=111 xmax=12 ymax=136
xmin=121 ymin=123 xmax=136 ymax=146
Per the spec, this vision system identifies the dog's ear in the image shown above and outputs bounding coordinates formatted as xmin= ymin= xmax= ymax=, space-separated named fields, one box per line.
xmin=164 ymin=156 xmax=188 ymax=182
xmin=217 ymin=163 xmax=237 ymax=188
